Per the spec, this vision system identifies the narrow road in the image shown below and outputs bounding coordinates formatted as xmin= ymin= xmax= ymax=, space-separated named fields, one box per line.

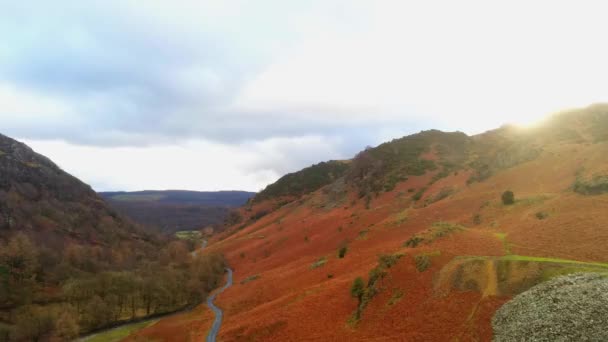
xmin=206 ymin=268 xmax=233 ymax=342
xmin=191 ymin=240 xmax=208 ymax=257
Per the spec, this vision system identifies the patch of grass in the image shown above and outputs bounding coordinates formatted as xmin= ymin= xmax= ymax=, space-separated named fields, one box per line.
xmin=404 ymin=222 xmax=465 ymax=248
xmin=393 ymin=209 xmax=409 ymax=225
xmin=175 ymin=230 xmax=202 ymax=240
xmin=412 ymin=187 xmax=427 ymax=201
xmin=241 ymin=274 xmax=261 ymax=284
xmin=87 ymin=319 xmax=158 ymax=342
xmin=494 ymin=232 xmax=511 ymax=255
xmin=357 ymin=228 xmax=370 ymax=240
xmin=425 ymin=187 xmax=456 ymax=205
xmin=516 ymin=195 xmax=551 ymax=206
xmin=414 ymin=254 xmax=431 ymax=272
xmin=387 ymin=289 xmax=404 ymax=306
xmin=473 ymin=213 xmax=482 ymax=225
xmin=573 ymin=175 xmax=608 ymax=195
xmin=310 ymin=257 xmax=327 ymax=269
xmin=499 ymin=255 xmax=608 ymax=268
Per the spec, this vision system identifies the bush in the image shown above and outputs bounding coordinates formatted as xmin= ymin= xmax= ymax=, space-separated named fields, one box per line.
xmin=535 ymin=211 xmax=549 ymax=220
xmin=412 ymin=187 xmax=427 ymax=201
xmin=338 ymin=246 xmax=348 ymax=259
xmin=414 ymin=255 xmax=431 ymax=272
xmin=404 ymin=236 xmax=424 ymax=248
xmin=350 ymin=277 xmax=365 ymax=301
xmin=501 ymin=191 xmax=515 ymax=205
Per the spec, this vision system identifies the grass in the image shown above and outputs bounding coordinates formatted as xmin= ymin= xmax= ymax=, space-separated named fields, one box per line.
xmin=393 ymin=209 xmax=409 ymax=225
xmin=493 ymin=232 xmax=511 ymax=255
xmin=175 ymin=230 xmax=202 ymax=240
xmin=414 ymin=255 xmax=431 ymax=272
xmin=310 ymin=257 xmax=328 ymax=269
xmin=404 ymin=222 xmax=465 ymax=248
xmin=241 ymin=274 xmax=261 ymax=285
xmin=499 ymin=255 xmax=608 ymax=268
xmin=387 ymin=289 xmax=404 ymax=306
xmin=86 ymin=319 xmax=158 ymax=342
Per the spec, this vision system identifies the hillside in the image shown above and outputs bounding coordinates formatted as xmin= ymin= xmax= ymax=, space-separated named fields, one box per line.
xmin=132 ymin=104 xmax=608 ymax=341
xmin=0 ymin=134 xmax=226 ymax=341
xmin=100 ymin=190 xmax=254 ymax=234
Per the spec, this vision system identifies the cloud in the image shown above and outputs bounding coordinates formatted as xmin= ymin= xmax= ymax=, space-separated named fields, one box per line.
xmin=23 ymin=135 xmax=356 ymax=192
xmin=2 ymin=1 xmax=608 ymax=190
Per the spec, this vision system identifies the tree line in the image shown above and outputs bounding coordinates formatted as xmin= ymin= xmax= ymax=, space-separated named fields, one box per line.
xmin=0 ymin=233 xmax=226 ymax=341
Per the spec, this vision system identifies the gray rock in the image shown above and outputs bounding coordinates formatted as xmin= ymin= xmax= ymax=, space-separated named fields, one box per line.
xmin=493 ymin=273 xmax=608 ymax=342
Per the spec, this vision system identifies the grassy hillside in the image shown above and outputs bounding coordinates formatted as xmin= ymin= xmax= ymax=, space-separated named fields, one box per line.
xmin=254 ymin=161 xmax=349 ymax=202
xmin=132 ymin=104 xmax=608 ymax=341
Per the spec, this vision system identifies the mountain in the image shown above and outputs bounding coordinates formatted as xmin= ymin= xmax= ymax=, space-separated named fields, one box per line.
xmin=99 ymin=190 xmax=255 ymax=234
xmin=0 ymin=134 xmax=226 ymax=341
xmin=132 ymin=104 xmax=608 ymax=341
xmin=0 ymin=133 xmax=148 ymax=246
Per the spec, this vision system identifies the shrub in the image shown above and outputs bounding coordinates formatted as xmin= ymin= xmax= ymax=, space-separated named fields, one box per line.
xmin=501 ymin=191 xmax=515 ymax=205
xmin=414 ymin=255 xmax=431 ymax=272
xmin=240 ymin=274 xmax=261 ymax=284
xmin=473 ymin=214 xmax=482 ymax=225
xmin=350 ymin=277 xmax=365 ymax=302
xmin=412 ymin=187 xmax=427 ymax=201
xmin=404 ymin=236 xmax=424 ymax=248
xmin=535 ymin=211 xmax=549 ymax=220
xmin=378 ymin=254 xmax=401 ymax=268
xmin=338 ymin=246 xmax=348 ymax=259
xmin=573 ymin=175 xmax=608 ymax=195
xmin=310 ymin=257 xmax=327 ymax=269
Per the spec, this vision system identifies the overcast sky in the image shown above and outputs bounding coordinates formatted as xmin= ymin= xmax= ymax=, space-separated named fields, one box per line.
xmin=1 ymin=1 xmax=606 ymax=192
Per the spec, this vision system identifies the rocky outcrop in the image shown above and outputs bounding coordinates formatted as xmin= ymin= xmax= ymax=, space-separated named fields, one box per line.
xmin=492 ymin=273 xmax=608 ymax=341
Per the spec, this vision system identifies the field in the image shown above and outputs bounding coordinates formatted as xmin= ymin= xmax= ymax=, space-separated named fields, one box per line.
xmin=175 ymin=230 xmax=202 ymax=240
xmin=84 ymin=320 xmax=158 ymax=342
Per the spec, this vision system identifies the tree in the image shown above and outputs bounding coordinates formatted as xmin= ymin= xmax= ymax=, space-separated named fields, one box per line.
xmin=11 ymin=305 xmax=55 ymax=342
xmin=501 ymin=190 xmax=515 ymax=205
xmin=350 ymin=277 xmax=365 ymax=303
xmin=53 ymin=306 xmax=79 ymax=340
xmin=0 ymin=233 xmax=38 ymax=305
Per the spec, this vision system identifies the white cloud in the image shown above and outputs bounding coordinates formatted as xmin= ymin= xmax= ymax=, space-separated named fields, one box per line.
xmin=3 ymin=1 xmax=608 ymax=191
xmin=22 ymin=136 xmax=351 ymax=192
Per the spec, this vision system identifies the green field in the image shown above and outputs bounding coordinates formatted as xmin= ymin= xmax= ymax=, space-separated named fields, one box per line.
xmin=84 ymin=319 xmax=158 ymax=342
xmin=175 ymin=230 xmax=202 ymax=240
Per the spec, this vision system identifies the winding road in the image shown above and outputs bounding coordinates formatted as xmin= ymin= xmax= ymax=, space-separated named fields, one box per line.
xmin=206 ymin=267 xmax=233 ymax=342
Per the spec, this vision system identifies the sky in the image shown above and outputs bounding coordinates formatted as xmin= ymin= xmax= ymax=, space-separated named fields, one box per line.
xmin=1 ymin=0 xmax=606 ymax=192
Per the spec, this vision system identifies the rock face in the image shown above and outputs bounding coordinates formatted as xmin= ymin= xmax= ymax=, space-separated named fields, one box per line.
xmin=493 ymin=273 xmax=608 ymax=342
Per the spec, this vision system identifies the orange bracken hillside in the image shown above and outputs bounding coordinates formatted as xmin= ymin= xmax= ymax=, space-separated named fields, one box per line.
xmin=133 ymin=104 xmax=608 ymax=341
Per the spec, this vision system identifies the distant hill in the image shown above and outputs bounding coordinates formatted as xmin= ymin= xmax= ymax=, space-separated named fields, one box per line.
xmin=100 ymin=190 xmax=255 ymax=234
xmin=0 ymin=133 xmax=151 ymax=246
